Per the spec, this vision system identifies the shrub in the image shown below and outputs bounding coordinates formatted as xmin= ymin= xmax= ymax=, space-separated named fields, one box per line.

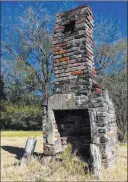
xmin=1 ymin=104 xmax=42 ymax=130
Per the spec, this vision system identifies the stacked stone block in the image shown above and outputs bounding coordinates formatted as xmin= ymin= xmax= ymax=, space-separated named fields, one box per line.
xmin=43 ymin=4 xmax=118 ymax=174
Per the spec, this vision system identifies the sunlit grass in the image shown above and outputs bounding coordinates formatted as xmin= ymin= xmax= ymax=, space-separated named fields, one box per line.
xmin=1 ymin=132 xmax=127 ymax=181
xmin=1 ymin=131 xmax=42 ymax=137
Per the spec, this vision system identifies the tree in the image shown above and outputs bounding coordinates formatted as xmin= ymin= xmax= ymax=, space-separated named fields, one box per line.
xmin=1 ymin=1 xmax=78 ymax=131
xmin=1 ymin=2 xmax=77 ymax=131
xmin=93 ymin=15 xmax=127 ymax=142
xmin=0 ymin=75 xmax=6 ymax=101
xmin=1 ymin=6 xmax=53 ymax=131
xmin=93 ymin=15 xmax=126 ymax=76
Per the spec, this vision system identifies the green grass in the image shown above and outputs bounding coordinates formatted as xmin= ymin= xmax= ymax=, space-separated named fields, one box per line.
xmin=1 ymin=131 xmax=42 ymax=137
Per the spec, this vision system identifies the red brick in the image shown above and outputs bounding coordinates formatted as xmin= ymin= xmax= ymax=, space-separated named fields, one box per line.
xmin=88 ymin=15 xmax=94 ymax=21
xmin=76 ymin=19 xmax=86 ymax=24
xmin=53 ymin=47 xmax=61 ymax=52
xmin=71 ymin=70 xmax=83 ymax=75
xmin=95 ymin=88 xmax=102 ymax=93
xmin=90 ymin=68 xmax=96 ymax=75
xmin=58 ymin=49 xmax=67 ymax=54
xmin=58 ymin=42 xmax=67 ymax=47
xmin=55 ymin=25 xmax=64 ymax=30
xmin=68 ymin=60 xmax=76 ymax=64
xmin=53 ymin=59 xmax=59 ymax=63
xmin=58 ymin=57 xmax=69 ymax=62
xmin=72 ymin=9 xmax=82 ymax=15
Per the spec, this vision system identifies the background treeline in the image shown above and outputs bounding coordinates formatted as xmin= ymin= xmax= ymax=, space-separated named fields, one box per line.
xmin=1 ymin=3 xmax=127 ymax=142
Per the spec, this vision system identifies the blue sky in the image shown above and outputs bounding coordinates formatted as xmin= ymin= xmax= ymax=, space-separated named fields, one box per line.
xmin=1 ymin=1 xmax=127 ymax=38
xmin=1 ymin=1 xmax=127 ymax=95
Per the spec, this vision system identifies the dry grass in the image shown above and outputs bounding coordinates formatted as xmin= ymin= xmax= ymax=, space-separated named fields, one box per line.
xmin=1 ymin=131 xmax=42 ymax=137
xmin=101 ymin=144 xmax=127 ymax=181
xmin=1 ymin=133 xmax=127 ymax=182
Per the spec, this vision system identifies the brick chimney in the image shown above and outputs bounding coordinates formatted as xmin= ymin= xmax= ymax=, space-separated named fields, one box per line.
xmin=53 ymin=5 xmax=96 ymax=95
xmin=43 ymin=5 xmax=118 ymax=176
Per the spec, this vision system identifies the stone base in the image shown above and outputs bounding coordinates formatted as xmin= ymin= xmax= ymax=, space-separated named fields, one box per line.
xmin=43 ymin=89 xmax=118 ymax=177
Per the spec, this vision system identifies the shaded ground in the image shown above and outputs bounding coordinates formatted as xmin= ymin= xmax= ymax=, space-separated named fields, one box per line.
xmin=1 ymin=135 xmax=127 ymax=181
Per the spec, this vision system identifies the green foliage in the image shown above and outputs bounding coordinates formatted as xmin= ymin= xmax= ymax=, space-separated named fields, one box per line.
xmin=1 ymin=104 xmax=42 ymax=130
xmin=0 ymin=75 xmax=6 ymax=101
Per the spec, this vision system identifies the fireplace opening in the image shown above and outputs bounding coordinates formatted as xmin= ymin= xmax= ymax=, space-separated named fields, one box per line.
xmin=54 ymin=109 xmax=91 ymax=161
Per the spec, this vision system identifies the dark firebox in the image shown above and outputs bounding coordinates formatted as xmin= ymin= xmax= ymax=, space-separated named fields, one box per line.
xmin=54 ymin=109 xmax=91 ymax=160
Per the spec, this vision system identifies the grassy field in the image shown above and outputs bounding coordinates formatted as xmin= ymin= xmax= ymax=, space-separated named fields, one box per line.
xmin=1 ymin=130 xmax=42 ymax=137
xmin=1 ymin=131 xmax=127 ymax=181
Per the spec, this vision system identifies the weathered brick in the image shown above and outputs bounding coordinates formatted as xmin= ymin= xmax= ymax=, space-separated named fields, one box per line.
xmin=58 ymin=57 xmax=69 ymax=62
xmin=71 ymin=70 xmax=84 ymax=75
